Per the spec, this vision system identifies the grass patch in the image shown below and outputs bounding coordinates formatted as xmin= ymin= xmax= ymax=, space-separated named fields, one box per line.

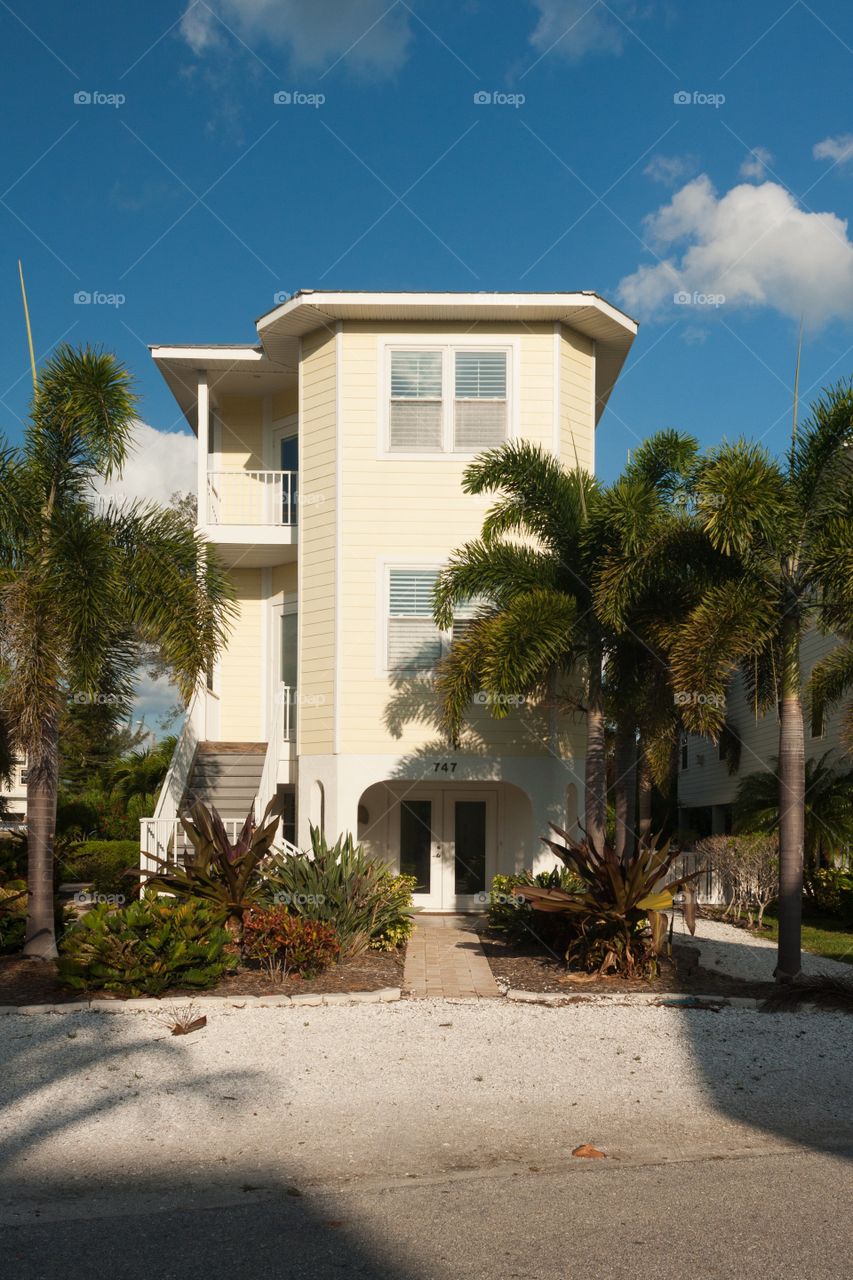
xmin=760 ymin=908 xmax=853 ymax=966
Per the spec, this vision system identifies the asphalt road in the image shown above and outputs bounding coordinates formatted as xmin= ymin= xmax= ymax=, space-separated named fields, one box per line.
xmin=3 ymin=1148 xmax=852 ymax=1279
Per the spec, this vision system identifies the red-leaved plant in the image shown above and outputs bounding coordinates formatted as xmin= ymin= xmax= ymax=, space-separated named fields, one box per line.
xmin=242 ymin=907 xmax=339 ymax=981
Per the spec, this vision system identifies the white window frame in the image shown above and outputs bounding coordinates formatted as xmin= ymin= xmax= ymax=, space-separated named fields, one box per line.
xmin=379 ymin=338 xmax=517 ymax=459
xmin=378 ymin=560 xmax=484 ymax=677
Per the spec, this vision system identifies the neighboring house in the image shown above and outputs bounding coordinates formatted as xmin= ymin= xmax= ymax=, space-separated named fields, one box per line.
xmin=0 ymin=757 xmax=27 ymax=829
xmin=141 ymin=290 xmax=637 ymax=911
xmin=677 ymin=628 xmax=850 ymax=840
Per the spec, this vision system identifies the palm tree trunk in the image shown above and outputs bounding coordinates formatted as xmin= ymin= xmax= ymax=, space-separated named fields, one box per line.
xmin=23 ymin=712 xmax=59 ymax=961
xmin=637 ymin=748 xmax=653 ymax=848
xmin=776 ymin=615 xmax=804 ymax=981
xmin=585 ymin=635 xmax=606 ymax=854
xmin=614 ymin=719 xmax=637 ymax=863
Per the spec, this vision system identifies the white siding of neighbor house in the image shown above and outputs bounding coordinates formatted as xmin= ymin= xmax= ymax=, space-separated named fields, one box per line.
xmin=678 ymin=628 xmax=850 ymax=811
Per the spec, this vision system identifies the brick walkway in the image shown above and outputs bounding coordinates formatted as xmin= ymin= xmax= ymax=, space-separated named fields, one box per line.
xmin=403 ymin=915 xmax=500 ymax=998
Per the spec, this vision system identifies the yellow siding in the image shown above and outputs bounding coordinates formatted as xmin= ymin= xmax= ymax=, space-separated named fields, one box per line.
xmin=298 ymin=328 xmax=337 ymax=753
xmin=336 ymin=321 xmax=594 ymax=757
xmin=271 ymin=563 xmax=298 ymax=597
xmin=216 ymin=395 xmax=264 ymax=466
xmin=217 ymin=568 xmax=263 ymax=740
xmin=272 ymin=387 xmax=298 ymax=420
xmin=560 ymin=326 xmax=595 ymax=472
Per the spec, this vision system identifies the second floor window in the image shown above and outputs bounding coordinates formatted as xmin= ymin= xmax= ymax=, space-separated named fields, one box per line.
xmin=388 ymin=569 xmax=443 ymax=673
xmin=388 ymin=347 xmax=509 ymax=453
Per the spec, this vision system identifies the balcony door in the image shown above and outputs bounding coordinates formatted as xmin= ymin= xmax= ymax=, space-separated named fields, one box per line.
xmin=272 ymin=418 xmax=298 ymax=526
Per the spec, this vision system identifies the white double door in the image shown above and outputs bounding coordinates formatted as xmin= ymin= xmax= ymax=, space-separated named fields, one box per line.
xmin=395 ymin=789 xmax=496 ymax=911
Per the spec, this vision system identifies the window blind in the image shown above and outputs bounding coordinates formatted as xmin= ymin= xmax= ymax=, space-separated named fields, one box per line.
xmin=388 ymin=569 xmax=442 ymax=671
xmin=454 ymin=351 xmax=507 ymax=449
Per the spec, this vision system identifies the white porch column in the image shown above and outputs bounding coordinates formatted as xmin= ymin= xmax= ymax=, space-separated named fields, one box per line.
xmin=196 ymin=371 xmax=209 ymax=527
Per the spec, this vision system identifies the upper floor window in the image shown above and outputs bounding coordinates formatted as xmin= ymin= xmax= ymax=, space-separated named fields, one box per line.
xmin=387 ymin=347 xmax=509 ymax=453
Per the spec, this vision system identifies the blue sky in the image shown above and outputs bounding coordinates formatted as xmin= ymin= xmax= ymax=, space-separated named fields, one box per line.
xmin=2 ymin=0 xmax=853 ymax=489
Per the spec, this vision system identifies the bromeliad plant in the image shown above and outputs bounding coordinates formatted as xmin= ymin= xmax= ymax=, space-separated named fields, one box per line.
xmin=514 ymin=825 xmax=701 ymax=978
xmin=263 ymin=826 xmax=415 ymax=958
xmin=140 ymin=795 xmax=284 ymax=939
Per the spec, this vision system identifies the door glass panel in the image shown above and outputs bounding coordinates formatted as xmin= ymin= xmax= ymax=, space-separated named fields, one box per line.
xmin=400 ymin=799 xmax=432 ymax=894
xmin=454 ymin=801 xmax=486 ymax=895
xmin=280 ymin=436 xmax=298 ymax=524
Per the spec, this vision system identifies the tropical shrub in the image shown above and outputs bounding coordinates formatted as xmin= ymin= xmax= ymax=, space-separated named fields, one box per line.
xmin=57 ymin=896 xmax=234 ymax=996
xmin=809 ymin=867 xmax=853 ymax=922
xmin=242 ymin=907 xmax=339 ymax=979
xmin=0 ymin=879 xmax=27 ymax=954
xmin=487 ymin=868 xmax=583 ymax=945
xmin=514 ymin=826 xmax=699 ymax=978
xmin=263 ymin=827 xmax=414 ymax=958
xmin=64 ymin=840 xmax=139 ymax=899
xmin=140 ymin=796 xmax=283 ymax=938
xmin=697 ymin=834 xmax=778 ymax=928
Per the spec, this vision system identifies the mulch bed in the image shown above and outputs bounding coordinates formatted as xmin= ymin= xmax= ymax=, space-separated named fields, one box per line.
xmin=0 ymin=949 xmax=404 ymax=1006
xmin=480 ymin=932 xmax=778 ymax=1001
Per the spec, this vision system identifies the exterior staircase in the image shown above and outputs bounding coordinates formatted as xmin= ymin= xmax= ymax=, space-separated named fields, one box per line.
xmin=181 ymin=742 xmax=267 ymax=821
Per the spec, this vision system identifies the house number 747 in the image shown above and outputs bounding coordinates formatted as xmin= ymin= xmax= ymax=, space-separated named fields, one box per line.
xmin=433 ymin=761 xmax=458 ymax=773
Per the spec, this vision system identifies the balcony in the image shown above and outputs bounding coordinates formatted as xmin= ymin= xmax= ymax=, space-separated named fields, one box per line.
xmin=207 ymin=470 xmax=298 ymax=526
xmin=203 ymin=470 xmax=298 ymax=566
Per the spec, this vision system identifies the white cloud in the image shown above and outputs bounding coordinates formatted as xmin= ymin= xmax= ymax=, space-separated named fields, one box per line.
xmin=739 ymin=146 xmax=773 ymax=180
xmin=617 ymin=175 xmax=853 ymax=327
xmin=96 ymin=421 xmax=196 ymax=508
xmin=528 ymin=0 xmax=642 ymax=61
xmin=180 ymin=0 xmax=413 ymax=76
xmin=644 ymin=153 xmax=695 ymax=187
xmin=813 ymin=134 xmax=853 ymax=167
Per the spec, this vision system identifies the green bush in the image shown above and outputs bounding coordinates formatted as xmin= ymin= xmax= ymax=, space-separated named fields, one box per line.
xmin=0 ymin=877 xmax=71 ymax=955
xmin=242 ymin=907 xmax=339 ymax=979
xmin=809 ymin=867 xmax=853 ymax=922
xmin=263 ymin=827 xmax=415 ymax=957
xmin=487 ymin=868 xmax=583 ymax=945
xmin=64 ymin=840 xmax=139 ymax=900
xmin=57 ymin=896 xmax=234 ymax=996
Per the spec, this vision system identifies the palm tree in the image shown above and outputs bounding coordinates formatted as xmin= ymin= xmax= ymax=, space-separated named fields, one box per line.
xmin=433 ymin=441 xmax=608 ymax=851
xmin=0 ymin=345 xmax=235 ymax=958
xmin=663 ymin=383 xmax=853 ymax=979
xmin=108 ymin=737 xmax=177 ymax=807
xmin=734 ymin=752 xmax=853 ymax=877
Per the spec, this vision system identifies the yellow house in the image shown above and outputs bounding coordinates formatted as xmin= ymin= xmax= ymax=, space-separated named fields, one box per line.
xmin=142 ymin=291 xmax=637 ymax=912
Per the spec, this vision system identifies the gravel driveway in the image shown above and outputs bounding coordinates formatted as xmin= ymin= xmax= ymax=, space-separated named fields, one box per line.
xmin=2 ymin=998 xmax=851 ymax=1225
xmin=675 ymin=914 xmax=853 ymax=982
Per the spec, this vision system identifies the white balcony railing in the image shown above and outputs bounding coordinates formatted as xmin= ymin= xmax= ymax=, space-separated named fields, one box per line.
xmin=207 ymin=470 xmax=298 ymax=526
